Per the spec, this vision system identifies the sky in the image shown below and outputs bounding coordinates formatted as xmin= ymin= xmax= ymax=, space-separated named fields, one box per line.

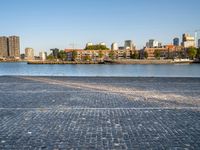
xmin=0 ymin=0 xmax=200 ymax=55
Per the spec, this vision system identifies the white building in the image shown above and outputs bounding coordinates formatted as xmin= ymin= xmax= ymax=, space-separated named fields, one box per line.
xmin=39 ymin=51 xmax=47 ymax=61
xmin=111 ymin=43 xmax=118 ymax=50
xmin=182 ymin=33 xmax=195 ymax=48
xmin=25 ymin=48 xmax=34 ymax=60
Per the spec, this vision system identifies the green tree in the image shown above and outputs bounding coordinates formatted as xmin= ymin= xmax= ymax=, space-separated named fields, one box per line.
xmin=131 ymin=51 xmax=139 ymax=59
xmin=187 ymin=47 xmax=197 ymax=60
xmin=109 ymin=50 xmax=115 ymax=60
xmin=58 ymin=50 xmax=67 ymax=61
xmin=99 ymin=51 xmax=104 ymax=59
xmin=154 ymin=50 xmax=161 ymax=59
xmin=47 ymin=55 xmax=54 ymax=60
xmin=144 ymin=51 xmax=148 ymax=59
xmin=72 ymin=50 xmax=78 ymax=61
xmin=85 ymin=44 xmax=109 ymax=50
xmin=196 ymin=48 xmax=200 ymax=59
xmin=84 ymin=55 xmax=91 ymax=61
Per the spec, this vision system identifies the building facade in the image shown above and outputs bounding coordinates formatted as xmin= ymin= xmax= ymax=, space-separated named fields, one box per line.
xmin=173 ymin=38 xmax=180 ymax=46
xmin=25 ymin=48 xmax=34 ymax=60
xmin=182 ymin=33 xmax=195 ymax=48
xmin=0 ymin=36 xmax=20 ymax=58
xmin=148 ymin=39 xmax=159 ymax=48
xmin=198 ymin=39 xmax=200 ymax=48
xmin=124 ymin=40 xmax=134 ymax=50
xmin=8 ymin=36 xmax=20 ymax=58
xmin=0 ymin=36 xmax=9 ymax=57
xmin=65 ymin=49 xmax=135 ymax=61
xmin=143 ymin=45 xmax=184 ymax=59
xmin=39 ymin=51 xmax=47 ymax=61
xmin=111 ymin=43 xmax=118 ymax=50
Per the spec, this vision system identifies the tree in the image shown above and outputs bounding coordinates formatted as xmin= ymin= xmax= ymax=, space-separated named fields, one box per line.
xmin=58 ymin=50 xmax=67 ymax=61
xmin=154 ymin=50 xmax=161 ymax=59
xmin=72 ymin=50 xmax=78 ymax=61
xmin=123 ymin=52 xmax=127 ymax=58
xmin=187 ymin=47 xmax=197 ymax=60
xmin=196 ymin=48 xmax=200 ymax=59
xmin=98 ymin=51 xmax=104 ymax=59
xmin=85 ymin=44 xmax=109 ymax=50
xmin=84 ymin=55 xmax=91 ymax=61
xmin=144 ymin=51 xmax=148 ymax=59
xmin=47 ymin=55 xmax=54 ymax=60
xmin=109 ymin=50 xmax=115 ymax=60
xmin=131 ymin=51 xmax=139 ymax=59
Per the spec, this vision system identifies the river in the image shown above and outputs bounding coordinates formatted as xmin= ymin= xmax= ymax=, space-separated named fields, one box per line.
xmin=0 ymin=62 xmax=200 ymax=77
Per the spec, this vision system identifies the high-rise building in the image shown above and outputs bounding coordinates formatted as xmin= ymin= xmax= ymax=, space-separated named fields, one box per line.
xmin=25 ymin=48 xmax=34 ymax=60
xmin=0 ymin=36 xmax=9 ymax=57
xmin=182 ymin=33 xmax=195 ymax=48
xmin=173 ymin=38 xmax=179 ymax=46
xmin=124 ymin=40 xmax=134 ymax=50
xmin=111 ymin=43 xmax=118 ymax=50
xmin=198 ymin=39 xmax=200 ymax=48
xmin=8 ymin=36 xmax=20 ymax=58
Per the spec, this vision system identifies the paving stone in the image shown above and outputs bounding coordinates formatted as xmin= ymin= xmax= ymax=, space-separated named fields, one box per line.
xmin=0 ymin=76 xmax=200 ymax=149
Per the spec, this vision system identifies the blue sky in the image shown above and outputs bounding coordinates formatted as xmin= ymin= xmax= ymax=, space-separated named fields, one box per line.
xmin=0 ymin=0 xmax=200 ymax=54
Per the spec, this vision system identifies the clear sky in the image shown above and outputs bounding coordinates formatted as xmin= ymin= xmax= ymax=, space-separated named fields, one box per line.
xmin=0 ymin=0 xmax=200 ymax=54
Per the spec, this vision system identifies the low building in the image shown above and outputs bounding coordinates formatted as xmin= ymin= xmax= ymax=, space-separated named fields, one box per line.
xmin=142 ymin=45 xmax=184 ymax=59
xmin=65 ymin=49 xmax=135 ymax=61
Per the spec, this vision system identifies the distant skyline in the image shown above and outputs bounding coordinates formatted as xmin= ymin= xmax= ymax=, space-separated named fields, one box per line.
xmin=0 ymin=0 xmax=200 ymax=54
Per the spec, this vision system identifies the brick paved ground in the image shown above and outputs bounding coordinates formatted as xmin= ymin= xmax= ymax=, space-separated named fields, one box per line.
xmin=0 ymin=76 xmax=200 ymax=149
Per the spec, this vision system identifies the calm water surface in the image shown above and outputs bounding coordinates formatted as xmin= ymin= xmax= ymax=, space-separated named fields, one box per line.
xmin=0 ymin=62 xmax=200 ymax=77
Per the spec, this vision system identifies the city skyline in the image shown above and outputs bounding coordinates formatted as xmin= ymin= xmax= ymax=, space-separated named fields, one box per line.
xmin=0 ymin=0 xmax=200 ymax=54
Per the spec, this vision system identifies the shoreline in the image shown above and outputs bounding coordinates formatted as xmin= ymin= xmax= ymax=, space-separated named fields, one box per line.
xmin=0 ymin=59 xmax=199 ymax=64
xmin=27 ymin=59 xmax=199 ymax=65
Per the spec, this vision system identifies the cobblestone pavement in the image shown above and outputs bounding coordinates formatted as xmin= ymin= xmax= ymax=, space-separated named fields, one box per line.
xmin=0 ymin=76 xmax=200 ymax=149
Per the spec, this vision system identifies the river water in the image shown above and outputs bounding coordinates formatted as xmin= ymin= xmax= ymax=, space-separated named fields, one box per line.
xmin=0 ymin=62 xmax=200 ymax=77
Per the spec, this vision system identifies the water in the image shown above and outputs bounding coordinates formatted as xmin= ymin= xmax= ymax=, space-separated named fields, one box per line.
xmin=0 ymin=62 xmax=200 ymax=77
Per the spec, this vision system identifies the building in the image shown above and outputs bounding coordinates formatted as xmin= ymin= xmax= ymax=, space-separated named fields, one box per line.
xmin=39 ymin=51 xmax=47 ymax=61
xmin=182 ymin=33 xmax=195 ymax=48
xmin=198 ymin=39 xmax=200 ymax=48
xmin=8 ymin=36 xmax=20 ymax=58
xmin=25 ymin=48 xmax=34 ymax=60
xmin=124 ymin=40 xmax=134 ymax=50
xmin=148 ymin=39 xmax=159 ymax=48
xmin=143 ymin=45 xmax=184 ymax=59
xmin=111 ymin=43 xmax=118 ymax=50
xmin=65 ymin=49 xmax=135 ymax=61
xmin=118 ymin=46 xmax=124 ymax=50
xmin=173 ymin=38 xmax=180 ymax=46
xmin=0 ymin=36 xmax=9 ymax=57
xmin=0 ymin=36 xmax=20 ymax=58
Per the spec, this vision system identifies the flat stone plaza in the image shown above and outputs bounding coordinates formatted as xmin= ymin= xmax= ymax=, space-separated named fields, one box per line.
xmin=0 ymin=76 xmax=200 ymax=149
